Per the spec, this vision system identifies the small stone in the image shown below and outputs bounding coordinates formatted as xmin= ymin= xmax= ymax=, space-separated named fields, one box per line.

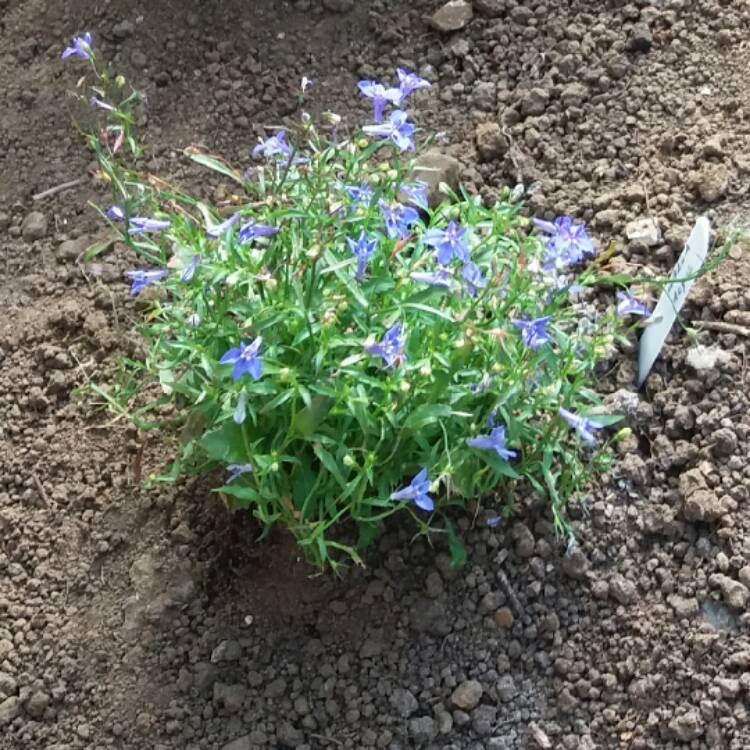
xmin=698 ymin=164 xmax=730 ymax=202
xmin=264 ymin=677 xmax=287 ymax=699
xmin=627 ymin=23 xmax=653 ymax=53
xmin=409 ymin=715 xmax=438 ymax=744
xmin=520 ymin=87 xmax=549 ymax=117
xmin=702 ymin=134 xmax=725 ymax=159
xmin=667 ymin=595 xmax=699 ymax=618
xmin=429 ymin=0 xmax=473 ymax=32
xmin=0 ymin=696 xmax=20 ymax=726
xmin=527 ymin=723 xmax=553 ymax=748
xmin=113 ymin=19 xmax=135 ymax=39
xmin=390 ymin=688 xmax=418 ymax=718
xmin=711 ymin=427 xmax=737 ymax=457
xmin=715 ymin=677 xmax=740 ymax=698
xmin=496 ymin=674 xmax=517 ymax=702
xmin=683 ymin=489 xmax=724 ymax=523
xmin=22 ymin=211 xmax=48 ymax=241
xmin=686 ymin=345 xmax=731 ymax=372
xmin=624 ymin=217 xmax=661 ymax=247
xmin=609 ymin=574 xmax=637 ymax=605
xmin=738 ymin=566 xmax=750 ymax=589
xmin=425 ymin=571 xmax=443 ymax=598
xmin=277 ymin=721 xmax=305 ymax=747
xmin=471 ymin=704 xmax=497 ymax=736
xmin=709 ymin=574 xmax=749 ymax=610
xmin=473 ymin=0 xmax=503 ymax=16
xmin=322 ymin=0 xmax=354 ymax=11
xmin=0 ymin=640 xmax=14 ymax=661
xmin=668 ymin=709 xmax=704 ymax=741
xmin=511 ymin=522 xmax=535 ymax=558
xmin=450 ymin=680 xmax=483 ymax=711
xmin=410 ymin=598 xmax=452 ymax=636
xmin=475 ymin=122 xmax=508 ymax=162
xmin=221 ymin=736 xmax=252 ymax=750
xmin=25 ymin=691 xmax=50 ymax=719
xmin=413 ymin=149 xmax=460 ymax=208
xmin=211 ymin=639 xmax=242 ymax=663
xmin=193 ymin=662 xmax=218 ymax=694
xmin=359 ymin=638 xmax=383 ymax=658
xmin=561 ymin=548 xmax=590 ymax=581
xmin=494 ymin=607 xmax=514 ymax=629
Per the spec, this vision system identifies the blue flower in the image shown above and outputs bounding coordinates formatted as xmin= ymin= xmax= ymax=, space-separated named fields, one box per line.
xmin=466 ymin=425 xmax=517 ymax=461
xmin=237 ymin=219 xmax=278 ymax=245
xmin=423 ymin=221 xmax=470 ymax=265
xmin=226 ymin=463 xmax=253 ymax=483
xmin=206 ymin=212 xmax=240 ymax=237
xmin=344 ymin=183 xmax=375 ymax=206
xmin=534 ymin=216 xmax=595 ymax=267
xmin=461 ymin=261 xmax=487 ymax=297
xmin=357 ymin=80 xmax=402 ymax=122
xmin=124 ymin=268 xmax=168 ymax=296
xmin=378 ymin=200 xmax=419 ymax=240
xmin=220 ymin=337 xmax=264 ymax=382
xmin=364 ymin=323 xmax=405 ymax=368
xmin=363 ymin=110 xmax=416 ymax=151
xmin=127 ymin=217 xmax=171 ymax=235
xmin=346 ymin=231 xmax=378 ymax=280
xmin=400 ymin=179 xmax=429 ymax=209
xmin=180 ymin=254 xmax=201 ymax=282
xmin=390 ymin=468 xmax=434 ymax=512
xmin=62 ymin=32 xmax=93 ymax=60
xmin=252 ymin=130 xmax=291 ymax=159
xmin=410 ymin=269 xmax=453 ymax=288
xmin=558 ymin=407 xmax=604 ymax=446
xmin=511 ymin=316 xmax=552 ymax=350
xmin=106 ymin=206 xmax=125 ymax=221
xmin=396 ymin=68 xmax=431 ymax=100
xmin=616 ymin=289 xmax=650 ymax=318
xmin=233 ymin=391 xmax=247 ymax=425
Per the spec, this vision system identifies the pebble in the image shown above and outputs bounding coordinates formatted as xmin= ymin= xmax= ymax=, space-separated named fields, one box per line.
xmin=390 ymin=688 xmax=418 ymax=718
xmin=450 ymin=679 xmax=483 ymax=711
xmin=429 ymin=0 xmax=473 ymax=32
xmin=494 ymin=607 xmax=514 ymax=629
xmin=21 ymin=211 xmax=47 ymax=241
xmin=475 ymin=122 xmax=508 ymax=162
xmin=698 ymin=163 xmax=730 ymax=202
xmin=624 ymin=217 xmax=662 ymax=247
xmin=413 ymin=149 xmax=460 ymax=208
xmin=0 ymin=696 xmax=20 ymax=726
xmin=609 ymin=574 xmax=637 ymax=605
xmin=686 ymin=345 xmax=731 ymax=372
xmin=496 ymin=674 xmax=517 ymax=702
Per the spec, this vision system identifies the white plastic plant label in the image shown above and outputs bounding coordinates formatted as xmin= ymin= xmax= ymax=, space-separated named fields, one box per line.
xmin=637 ymin=217 xmax=711 ymax=387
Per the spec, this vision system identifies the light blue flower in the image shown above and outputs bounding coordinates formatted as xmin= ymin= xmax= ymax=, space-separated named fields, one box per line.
xmin=390 ymin=468 xmax=434 ymax=512
xmin=466 ymin=425 xmax=517 ymax=461
xmin=220 ymin=337 xmax=264 ymax=382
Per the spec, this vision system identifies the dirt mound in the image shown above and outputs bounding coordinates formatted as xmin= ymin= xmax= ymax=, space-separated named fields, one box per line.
xmin=2 ymin=0 xmax=750 ymax=748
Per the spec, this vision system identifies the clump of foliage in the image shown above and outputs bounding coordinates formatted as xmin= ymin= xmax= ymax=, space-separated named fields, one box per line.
xmin=64 ymin=33 xmax=648 ymax=570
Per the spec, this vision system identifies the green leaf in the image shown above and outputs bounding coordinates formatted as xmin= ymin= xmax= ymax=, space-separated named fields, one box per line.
xmin=445 ymin=519 xmax=467 ymax=570
xmin=185 ymin=149 xmax=245 ymax=186
xmin=584 ymin=412 xmax=624 ymax=427
xmin=401 ymin=302 xmax=454 ymax=323
xmin=404 ymin=403 xmax=452 ymax=431
xmin=477 ymin=451 xmax=520 ymax=479
xmin=83 ymin=236 xmax=116 ymax=262
xmin=313 ymin=444 xmax=347 ymax=489
xmin=217 ymin=484 xmax=260 ymax=507
xmin=292 ymin=396 xmax=333 ymax=437
xmin=199 ymin=422 xmax=247 ymax=464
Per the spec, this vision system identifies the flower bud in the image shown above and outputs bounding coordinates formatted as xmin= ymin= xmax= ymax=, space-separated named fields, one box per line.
xmin=613 ymin=427 xmax=633 ymax=442
xmin=343 ymin=454 xmax=356 ymax=468
xmin=270 ymin=462 xmax=279 ymax=472
xmin=266 ymin=278 xmax=278 ymax=293
xmin=399 ymin=381 xmax=411 ymax=393
xmin=419 ymin=362 xmax=432 ymax=377
xmin=356 ymin=137 xmax=368 ymax=149
xmin=280 ymin=367 xmax=292 ymax=382
xmin=491 ymin=362 xmax=502 ymax=374
xmin=386 ymin=168 xmax=399 ymax=181
xmin=115 ymin=75 xmax=126 ymax=89
xmin=455 ymin=338 xmax=465 ymax=348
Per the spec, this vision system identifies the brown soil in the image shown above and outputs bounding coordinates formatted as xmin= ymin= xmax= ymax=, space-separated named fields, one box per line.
xmin=2 ymin=1 xmax=750 ymax=749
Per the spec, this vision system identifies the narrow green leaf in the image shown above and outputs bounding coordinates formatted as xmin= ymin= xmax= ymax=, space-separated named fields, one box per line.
xmin=185 ymin=149 xmax=245 ymax=186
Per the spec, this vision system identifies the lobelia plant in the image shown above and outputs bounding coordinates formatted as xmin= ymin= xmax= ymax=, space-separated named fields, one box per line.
xmin=65 ymin=34 xmax=653 ymax=571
